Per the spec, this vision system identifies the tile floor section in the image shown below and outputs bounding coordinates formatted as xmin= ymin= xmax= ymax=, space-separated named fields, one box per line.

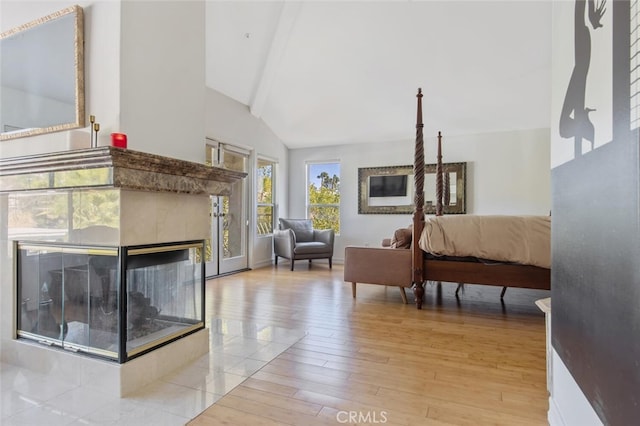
xmin=0 ymin=318 xmax=306 ymax=425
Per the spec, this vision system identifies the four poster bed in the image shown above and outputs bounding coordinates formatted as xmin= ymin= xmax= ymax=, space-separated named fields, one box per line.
xmin=409 ymin=88 xmax=551 ymax=308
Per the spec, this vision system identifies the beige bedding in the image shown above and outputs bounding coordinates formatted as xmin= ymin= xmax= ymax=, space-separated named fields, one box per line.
xmin=418 ymin=215 xmax=551 ymax=269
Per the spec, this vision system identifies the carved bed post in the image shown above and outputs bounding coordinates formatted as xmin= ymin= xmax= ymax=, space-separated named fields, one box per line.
xmin=412 ymin=89 xmax=426 ymax=309
xmin=435 ymin=131 xmax=443 ymax=216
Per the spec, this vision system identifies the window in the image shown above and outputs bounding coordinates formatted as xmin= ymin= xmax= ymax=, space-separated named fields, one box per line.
xmin=307 ymin=162 xmax=340 ymax=233
xmin=257 ymin=158 xmax=275 ymax=235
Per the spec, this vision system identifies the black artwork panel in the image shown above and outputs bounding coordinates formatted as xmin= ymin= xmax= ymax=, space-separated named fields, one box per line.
xmin=552 ymin=1 xmax=640 ymax=423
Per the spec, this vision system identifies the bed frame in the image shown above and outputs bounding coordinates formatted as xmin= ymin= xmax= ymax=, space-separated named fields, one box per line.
xmin=410 ymin=89 xmax=550 ymax=309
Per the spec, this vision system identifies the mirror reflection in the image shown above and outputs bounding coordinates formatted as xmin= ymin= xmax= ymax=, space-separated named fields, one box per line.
xmin=0 ymin=5 xmax=84 ymax=141
xmin=358 ymin=162 xmax=467 ymax=214
xmin=422 ymin=162 xmax=466 ymax=213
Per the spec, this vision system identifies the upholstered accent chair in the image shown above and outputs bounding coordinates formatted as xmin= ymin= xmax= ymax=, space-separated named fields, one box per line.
xmin=273 ymin=218 xmax=335 ymax=271
xmin=343 ymin=226 xmax=414 ymax=304
xmin=344 ymin=246 xmax=412 ymax=304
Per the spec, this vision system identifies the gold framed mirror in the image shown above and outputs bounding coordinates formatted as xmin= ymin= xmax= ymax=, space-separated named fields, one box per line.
xmin=358 ymin=162 xmax=467 ymax=214
xmin=1 ymin=5 xmax=84 ymax=141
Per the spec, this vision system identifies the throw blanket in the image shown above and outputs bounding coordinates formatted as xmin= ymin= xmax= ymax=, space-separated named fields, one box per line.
xmin=418 ymin=215 xmax=551 ymax=269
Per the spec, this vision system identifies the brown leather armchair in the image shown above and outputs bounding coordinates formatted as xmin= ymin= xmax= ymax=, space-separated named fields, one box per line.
xmin=274 ymin=219 xmax=334 ymax=271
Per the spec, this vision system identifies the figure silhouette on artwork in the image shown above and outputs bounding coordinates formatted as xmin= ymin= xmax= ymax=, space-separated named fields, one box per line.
xmin=559 ymin=0 xmax=606 ymax=156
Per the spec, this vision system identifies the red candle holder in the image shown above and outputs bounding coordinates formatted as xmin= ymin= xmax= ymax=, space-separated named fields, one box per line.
xmin=111 ymin=133 xmax=127 ymax=149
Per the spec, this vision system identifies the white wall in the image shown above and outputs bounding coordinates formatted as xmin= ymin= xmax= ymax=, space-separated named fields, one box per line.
xmin=447 ymin=128 xmax=551 ymax=214
xmin=120 ymin=0 xmax=205 ymax=163
xmin=288 ymin=128 xmax=551 ymax=263
xmin=205 ymin=89 xmax=288 ymax=268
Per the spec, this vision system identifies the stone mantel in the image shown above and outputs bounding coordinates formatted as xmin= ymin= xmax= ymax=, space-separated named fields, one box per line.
xmin=0 ymin=146 xmax=247 ymax=195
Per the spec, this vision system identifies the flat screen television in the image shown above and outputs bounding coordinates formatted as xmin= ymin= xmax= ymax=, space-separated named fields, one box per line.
xmin=369 ymin=175 xmax=408 ymax=197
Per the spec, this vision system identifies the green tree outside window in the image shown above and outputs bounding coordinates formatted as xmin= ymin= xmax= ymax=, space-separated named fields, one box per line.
xmin=307 ymin=163 xmax=340 ymax=233
xmin=257 ymin=159 xmax=275 ymax=235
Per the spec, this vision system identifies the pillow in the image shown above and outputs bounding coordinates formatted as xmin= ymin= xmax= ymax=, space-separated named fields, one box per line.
xmin=279 ymin=219 xmax=314 ymax=242
xmin=391 ymin=227 xmax=412 ymax=249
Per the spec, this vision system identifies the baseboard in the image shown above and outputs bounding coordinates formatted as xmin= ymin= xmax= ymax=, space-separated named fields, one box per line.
xmin=548 ymin=395 xmax=565 ymax=426
xmin=252 ymin=259 xmax=274 ymax=269
xmin=206 ymin=268 xmax=251 ymax=280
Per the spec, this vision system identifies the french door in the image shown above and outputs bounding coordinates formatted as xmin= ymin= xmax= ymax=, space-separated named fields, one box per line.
xmin=205 ymin=140 xmax=249 ymax=277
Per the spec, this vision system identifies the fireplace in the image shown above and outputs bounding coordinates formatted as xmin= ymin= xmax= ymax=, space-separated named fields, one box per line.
xmin=16 ymin=240 xmax=205 ymax=363
xmin=1 ymin=147 xmax=246 ymax=394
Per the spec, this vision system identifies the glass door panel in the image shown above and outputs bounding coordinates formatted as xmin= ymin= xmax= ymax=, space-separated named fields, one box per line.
xmin=219 ymin=148 xmax=248 ymax=274
xmin=205 ymin=140 xmax=248 ymax=276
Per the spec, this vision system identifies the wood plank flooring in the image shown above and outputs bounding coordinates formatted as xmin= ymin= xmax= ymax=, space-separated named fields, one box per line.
xmin=190 ymin=263 xmax=550 ymax=425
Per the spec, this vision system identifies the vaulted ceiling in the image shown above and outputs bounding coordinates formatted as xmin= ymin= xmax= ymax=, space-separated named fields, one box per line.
xmin=205 ymin=1 xmax=552 ymax=149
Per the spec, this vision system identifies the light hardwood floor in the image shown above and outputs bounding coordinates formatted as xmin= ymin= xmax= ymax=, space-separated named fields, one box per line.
xmin=190 ymin=263 xmax=550 ymax=425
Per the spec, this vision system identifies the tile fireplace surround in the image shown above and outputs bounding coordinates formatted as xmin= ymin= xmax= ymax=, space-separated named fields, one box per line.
xmin=0 ymin=147 xmax=246 ymax=396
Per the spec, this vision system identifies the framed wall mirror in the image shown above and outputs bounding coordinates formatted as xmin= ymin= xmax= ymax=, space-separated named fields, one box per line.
xmin=0 ymin=5 xmax=84 ymax=141
xmin=358 ymin=162 xmax=467 ymax=214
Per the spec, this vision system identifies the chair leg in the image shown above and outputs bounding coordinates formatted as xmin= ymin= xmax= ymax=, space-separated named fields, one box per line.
xmin=290 ymin=260 xmax=294 ymax=271
xmin=399 ymin=287 xmax=408 ymax=304
xmin=352 ymin=282 xmax=357 ymax=298
xmin=274 ymin=256 xmax=278 ymax=265
xmin=500 ymin=286 xmax=507 ymax=299
xmin=329 ymin=257 xmax=332 ymax=269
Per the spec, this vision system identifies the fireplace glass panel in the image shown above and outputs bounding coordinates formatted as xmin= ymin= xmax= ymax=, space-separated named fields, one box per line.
xmin=17 ymin=244 xmax=120 ymax=358
xmin=125 ymin=244 xmax=203 ymax=357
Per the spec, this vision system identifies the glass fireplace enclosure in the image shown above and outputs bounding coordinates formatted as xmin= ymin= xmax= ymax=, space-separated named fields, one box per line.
xmin=16 ymin=240 xmax=205 ymax=363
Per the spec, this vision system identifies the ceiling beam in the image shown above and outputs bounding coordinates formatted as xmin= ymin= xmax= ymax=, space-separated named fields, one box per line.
xmin=250 ymin=2 xmax=302 ymax=118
